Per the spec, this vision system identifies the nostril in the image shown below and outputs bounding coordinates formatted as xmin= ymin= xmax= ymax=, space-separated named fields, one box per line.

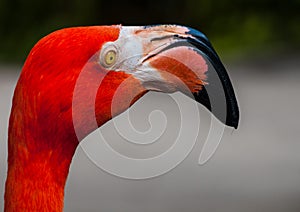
xmin=150 ymin=35 xmax=175 ymax=42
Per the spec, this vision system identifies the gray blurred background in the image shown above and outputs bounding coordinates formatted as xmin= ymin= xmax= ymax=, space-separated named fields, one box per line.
xmin=1 ymin=0 xmax=300 ymax=211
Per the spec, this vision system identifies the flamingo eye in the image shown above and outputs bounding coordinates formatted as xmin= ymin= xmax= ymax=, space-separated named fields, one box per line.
xmin=100 ymin=44 xmax=118 ymax=68
xmin=104 ymin=50 xmax=117 ymax=66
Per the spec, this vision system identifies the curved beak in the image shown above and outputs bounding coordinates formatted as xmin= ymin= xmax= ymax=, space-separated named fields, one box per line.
xmin=108 ymin=25 xmax=239 ymax=128
xmin=185 ymin=27 xmax=239 ymax=129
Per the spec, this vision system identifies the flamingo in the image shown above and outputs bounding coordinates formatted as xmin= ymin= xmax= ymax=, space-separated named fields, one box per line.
xmin=4 ymin=25 xmax=239 ymax=211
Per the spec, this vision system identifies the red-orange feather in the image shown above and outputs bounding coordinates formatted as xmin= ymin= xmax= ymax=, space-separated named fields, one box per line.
xmin=4 ymin=26 xmax=146 ymax=212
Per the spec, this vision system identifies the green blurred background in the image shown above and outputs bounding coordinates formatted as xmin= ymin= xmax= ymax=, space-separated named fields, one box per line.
xmin=0 ymin=0 xmax=299 ymax=63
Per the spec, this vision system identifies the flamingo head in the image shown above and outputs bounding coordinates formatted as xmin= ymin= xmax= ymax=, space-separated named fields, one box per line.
xmin=16 ymin=24 xmax=239 ymax=144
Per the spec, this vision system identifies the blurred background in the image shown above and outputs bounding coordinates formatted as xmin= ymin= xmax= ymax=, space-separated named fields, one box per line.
xmin=0 ymin=0 xmax=300 ymax=211
xmin=0 ymin=0 xmax=299 ymax=62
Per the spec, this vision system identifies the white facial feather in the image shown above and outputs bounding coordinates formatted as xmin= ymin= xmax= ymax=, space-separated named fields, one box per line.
xmin=100 ymin=26 xmax=169 ymax=91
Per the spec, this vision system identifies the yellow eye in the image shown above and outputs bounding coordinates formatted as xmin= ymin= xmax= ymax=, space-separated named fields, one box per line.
xmin=104 ymin=50 xmax=117 ymax=66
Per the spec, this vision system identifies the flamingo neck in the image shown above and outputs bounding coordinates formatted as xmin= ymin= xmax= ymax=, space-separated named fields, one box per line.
xmin=4 ymin=70 xmax=81 ymax=211
xmin=4 ymin=70 xmax=147 ymax=211
xmin=4 ymin=119 xmax=77 ymax=211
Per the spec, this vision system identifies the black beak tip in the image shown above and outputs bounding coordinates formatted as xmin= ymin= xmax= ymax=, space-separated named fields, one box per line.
xmin=227 ymin=113 xmax=239 ymax=129
xmin=193 ymin=88 xmax=239 ymax=129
